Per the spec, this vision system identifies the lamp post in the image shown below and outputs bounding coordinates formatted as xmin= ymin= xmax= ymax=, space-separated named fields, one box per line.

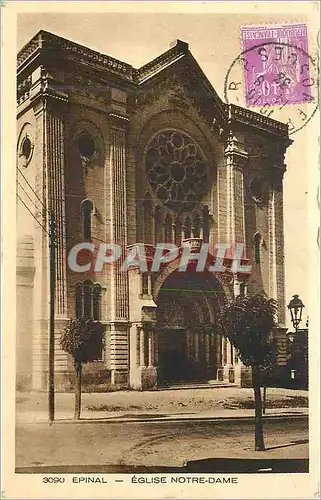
xmin=287 ymin=294 xmax=307 ymax=386
xmin=287 ymin=294 xmax=305 ymax=332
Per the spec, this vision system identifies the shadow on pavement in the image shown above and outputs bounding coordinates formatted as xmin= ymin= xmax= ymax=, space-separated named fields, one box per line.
xmin=16 ymin=458 xmax=309 ymax=474
xmin=265 ymin=438 xmax=308 ymax=451
xmin=184 ymin=457 xmax=309 ymax=473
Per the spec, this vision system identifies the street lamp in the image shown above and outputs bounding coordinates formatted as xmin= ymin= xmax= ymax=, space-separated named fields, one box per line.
xmin=287 ymin=294 xmax=305 ymax=332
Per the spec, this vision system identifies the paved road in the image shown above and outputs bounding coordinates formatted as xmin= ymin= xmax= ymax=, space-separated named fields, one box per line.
xmin=16 ymin=416 xmax=308 ymax=471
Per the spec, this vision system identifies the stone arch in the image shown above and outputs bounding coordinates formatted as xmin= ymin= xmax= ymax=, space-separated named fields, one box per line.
xmin=153 ymin=256 xmax=232 ymax=306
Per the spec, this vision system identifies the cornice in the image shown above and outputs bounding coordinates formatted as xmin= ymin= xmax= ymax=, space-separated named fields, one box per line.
xmin=18 ymin=30 xmax=134 ymax=81
xmin=17 ymin=32 xmax=292 ymax=143
xmin=133 ymin=40 xmax=189 ymax=84
xmin=228 ymin=104 xmax=290 ymax=139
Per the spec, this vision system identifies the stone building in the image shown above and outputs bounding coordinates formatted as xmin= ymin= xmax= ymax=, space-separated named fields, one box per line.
xmin=16 ymin=31 xmax=291 ymax=391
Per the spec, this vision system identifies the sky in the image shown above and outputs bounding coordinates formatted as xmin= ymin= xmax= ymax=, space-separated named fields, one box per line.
xmin=17 ymin=10 xmax=317 ymax=328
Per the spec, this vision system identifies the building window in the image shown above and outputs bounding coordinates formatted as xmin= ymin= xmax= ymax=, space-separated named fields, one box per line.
xmin=81 ymin=199 xmax=93 ymax=240
xmin=18 ymin=130 xmax=34 ymax=168
xmin=75 ymin=281 xmax=102 ymax=320
xmin=154 ymin=206 xmax=162 ymax=244
xmin=203 ymin=205 xmax=210 ymax=243
xmin=249 ymin=177 xmax=263 ymax=203
xmin=78 ymin=133 xmax=96 ymax=160
xmin=193 ymin=215 xmax=201 ymax=238
xmin=164 ymin=214 xmax=172 ymax=243
xmin=142 ymin=273 xmax=149 ymax=295
xmin=92 ymin=285 xmax=102 ymax=321
xmin=145 ymin=130 xmax=208 ymax=212
xmin=174 ymin=217 xmax=182 ymax=246
xmin=143 ymin=193 xmax=153 ymax=244
xmin=75 ymin=284 xmax=83 ymax=319
xmin=83 ymin=281 xmax=92 ymax=318
xmin=254 ymin=232 xmax=261 ymax=264
xmin=184 ymin=217 xmax=191 ymax=239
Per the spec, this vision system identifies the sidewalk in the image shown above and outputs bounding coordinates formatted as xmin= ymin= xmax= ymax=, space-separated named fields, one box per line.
xmin=16 ymin=386 xmax=308 ymax=424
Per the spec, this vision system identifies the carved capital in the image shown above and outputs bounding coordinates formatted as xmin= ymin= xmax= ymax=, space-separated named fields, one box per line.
xmin=109 ymin=111 xmax=130 ymax=130
xmin=30 ymin=68 xmax=68 ymax=113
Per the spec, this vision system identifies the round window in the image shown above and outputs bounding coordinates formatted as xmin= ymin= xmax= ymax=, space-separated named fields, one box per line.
xmin=19 ymin=135 xmax=33 ymax=167
xmin=145 ymin=130 xmax=208 ymax=212
xmin=249 ymin=178 xmax=263 ymax=203
xmin=21 ymin=137 xmax=32 ymax=160
xmin=78 ymin=134 xmax=96 ymax=159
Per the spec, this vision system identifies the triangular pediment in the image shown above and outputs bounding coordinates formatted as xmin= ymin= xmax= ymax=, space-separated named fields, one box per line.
xmin=134 ymin=41 xmax=228 ymax=133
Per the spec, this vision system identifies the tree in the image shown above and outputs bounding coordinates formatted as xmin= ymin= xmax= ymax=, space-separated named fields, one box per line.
xmin=60 ymin=318 xmax=106 ymax=419
xmin=218 ymin=292 xmax=278 ymax=451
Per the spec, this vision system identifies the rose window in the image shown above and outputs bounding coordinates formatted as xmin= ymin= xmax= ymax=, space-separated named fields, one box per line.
xmin=145 ymin=130 xmax=208 ymax=211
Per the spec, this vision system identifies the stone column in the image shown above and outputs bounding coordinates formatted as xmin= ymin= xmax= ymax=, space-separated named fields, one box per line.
xmin=148 ymin=330 xmax=153 ymax=366
xmin=205 ymin=333 xmax=210 ymax=367
xmin=109 ymin=123 xmax=130 ymax=386
xmin=216 ymin=333 xmax=224 ymax=381
xmin=194 ymin=330 xmax=200 ymax=362
xmin=140 ymin=324 xmax=157 ymax=389
xmin=139 ymin=327 xmax=145 ymax=367
xmin=153 ymin=330 xmax=158 ymax=366
xmin=233 ymin=275 xmax=241 ymax=298
xmin=186 ymin=330 xmax=190 ymax=358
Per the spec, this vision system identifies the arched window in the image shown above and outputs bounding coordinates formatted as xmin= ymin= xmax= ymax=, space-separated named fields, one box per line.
xmin=93 ymin=284 xmax=102 ymax=321
xmin=75 ymin=281 xmax=102 ymax=320
xmin=174 ymin=217 xmax=182 ymax=246
xmin=164 ymin=214 xmax=172 ymax=243
xmin=184 ymin=217 xmax=192 ymax=239
xmin=75 ymin=283 xmax=83 ymax=319
xmin=203 ymin=205 xmax=210 ymax=243
xmin=254 ymin=232 xmax=261 ymax=264
xmin=81 ymin=199 xmax=93 ymax=241
xmin=154 ymin=206 xmax=162 ymax=244
xmin=143 ymin=193 xmax=153 ymax=244
xmin=193 ymin=215 xmax=201 ymax=238
xmin=83 ymin=280 xmax=92 ymax=318
xmin=141 ymin=273 xmax=149 ymax=295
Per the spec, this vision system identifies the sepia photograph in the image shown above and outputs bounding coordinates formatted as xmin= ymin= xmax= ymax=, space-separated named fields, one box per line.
xmin=2 ymin=1 xmax=320 ymax=498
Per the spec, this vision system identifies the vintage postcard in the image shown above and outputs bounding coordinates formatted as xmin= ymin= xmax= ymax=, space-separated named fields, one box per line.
xmin=2 ymin=1 xmax=320 ymax=498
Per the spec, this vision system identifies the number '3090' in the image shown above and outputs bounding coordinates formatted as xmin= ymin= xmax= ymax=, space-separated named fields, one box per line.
xmin=43 ymin=477 xmax=65 ymax=483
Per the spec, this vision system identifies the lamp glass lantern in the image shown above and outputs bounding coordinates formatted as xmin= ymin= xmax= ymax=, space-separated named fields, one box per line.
xmin=287 ymin=294 xmax=305 ymax=331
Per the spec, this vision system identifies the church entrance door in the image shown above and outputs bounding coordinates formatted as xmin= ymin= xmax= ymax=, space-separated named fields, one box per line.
xmin=158 ymin=328 xmax=187 ymax=383
xmin=156 ymin=271 xmax=222 ymax=386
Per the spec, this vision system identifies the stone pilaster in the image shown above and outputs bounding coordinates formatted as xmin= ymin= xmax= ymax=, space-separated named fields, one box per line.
xmin=224 ymin=133 xmax=248 ymax=246
xmin=109 ymin=122 xmax=130 ymax=386
xmin=268 ymin=168 xmax=286 ymax=326
xmin=30 ymin=71 xmax=69 ymax=389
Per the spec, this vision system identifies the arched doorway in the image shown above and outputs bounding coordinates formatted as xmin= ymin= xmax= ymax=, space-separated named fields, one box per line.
xmin=156 ymin=271 xmax=224 ymax=385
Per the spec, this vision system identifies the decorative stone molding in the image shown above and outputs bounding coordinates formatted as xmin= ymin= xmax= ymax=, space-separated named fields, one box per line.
xmin=17 ymin=75 xmax=32 ymax=105
xmin=18 ymin=30 xmax=133 ymax=80
xmin=229 ymin=104 xmax=289 ymax=137
xmin=134 ymin=40 xmax=188 ymax=84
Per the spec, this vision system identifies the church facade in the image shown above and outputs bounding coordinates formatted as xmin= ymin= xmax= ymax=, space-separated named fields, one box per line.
xmin=16 ymin=31 xmax=291 ymax=391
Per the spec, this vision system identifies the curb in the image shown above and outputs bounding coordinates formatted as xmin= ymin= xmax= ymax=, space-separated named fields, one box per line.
xmin=17 ymin=412 xmax=308 ymax=425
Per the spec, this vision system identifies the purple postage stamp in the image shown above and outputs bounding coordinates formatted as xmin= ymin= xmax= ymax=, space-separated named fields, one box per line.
xmin=241 ymin=24 xmax=313 ymax=107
